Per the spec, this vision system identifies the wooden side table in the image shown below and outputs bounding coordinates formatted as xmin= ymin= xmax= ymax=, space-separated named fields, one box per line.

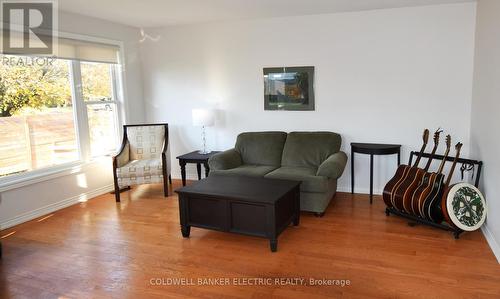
xmin=351 ymin=143 xmax=401 ymax=204
xmin=176 ymin=151 xmax=221 ymax=186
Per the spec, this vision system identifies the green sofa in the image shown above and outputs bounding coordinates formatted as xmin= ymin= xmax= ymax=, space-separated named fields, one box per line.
xmin=208 ymin=131 xmax=348 ymax=215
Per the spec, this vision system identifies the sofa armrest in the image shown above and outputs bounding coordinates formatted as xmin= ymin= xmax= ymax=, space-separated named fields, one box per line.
xmin=208 ymin=149 xmax=242 ymax=171
xmin=316 ymin=151 xmax=348 ymax=179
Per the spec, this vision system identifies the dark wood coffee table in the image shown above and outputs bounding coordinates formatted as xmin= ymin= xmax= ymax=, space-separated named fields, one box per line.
xmin=175 ymin=176 xmax=301 ymax=252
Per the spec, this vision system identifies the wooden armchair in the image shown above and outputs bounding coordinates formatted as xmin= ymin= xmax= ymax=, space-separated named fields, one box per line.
xmin=112 ymin=123 xmax=171 ymax=202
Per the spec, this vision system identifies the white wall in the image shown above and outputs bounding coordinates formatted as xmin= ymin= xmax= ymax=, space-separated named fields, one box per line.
xmin=0 ymin=12 xmax=144 ymax=229
xmin=470 ymin=0 xmax=500 ymax=262
xmin=140 ymin=3 xmax=476 ymax=192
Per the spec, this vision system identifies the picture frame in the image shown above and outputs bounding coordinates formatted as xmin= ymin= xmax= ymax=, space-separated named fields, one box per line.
xmin=263 ymin=66 xmax=315 ymax=111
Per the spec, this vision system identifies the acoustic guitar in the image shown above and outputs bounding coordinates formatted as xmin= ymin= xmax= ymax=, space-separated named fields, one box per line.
xmin=382 ymin=129 xmax=429 ymax=208
xmin=438 ymin=143 xmax=464 ymax=226
xmin=417 ymin=135 xmax=451 ymax=219
xmin=392 ymin=130 xmax=430 ymax=211
xmin=405 ymin=129 xmax=442 ymax=214
xmin=425 ymin=142 xmax=462 ymax=222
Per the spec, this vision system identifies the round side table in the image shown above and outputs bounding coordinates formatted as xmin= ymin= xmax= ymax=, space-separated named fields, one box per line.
xmin=351 ymin=143 xmax=401 ymax=204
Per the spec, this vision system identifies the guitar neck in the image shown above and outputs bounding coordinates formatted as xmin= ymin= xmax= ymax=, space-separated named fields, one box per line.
xmin=436 ymin=148 xmax=451 ymax=174
xmin=413 ymin=143 xmax=427 ymax=167
xmin=423 ymin=145 xmax=439 ymax=171
xmin=444 ymin=160 xmax=458 ymax=187
xmin=444 ymin=143 xmax=463 ymax=187
xmin=423 ymin=130 xmax=442 ymax=171
xmin=437 ymin=134 xmax=451 ymax=175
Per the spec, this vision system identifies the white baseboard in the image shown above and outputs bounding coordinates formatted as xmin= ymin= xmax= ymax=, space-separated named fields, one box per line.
xmin=0 ymin=184 xmax=113 ymax=230
xmin=481 ymin=224 xmax=500 ymax=264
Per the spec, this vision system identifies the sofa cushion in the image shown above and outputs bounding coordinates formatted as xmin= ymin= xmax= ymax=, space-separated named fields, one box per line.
xmin=265 ymin=166 xmax=330 ymax=193
xmin=210 ymin=164 xmax=277 ymax=177
xmin=281 ymin=132 xmax=342 ymax=168
xmin=235 ymin=131 xmax=287 ymax=167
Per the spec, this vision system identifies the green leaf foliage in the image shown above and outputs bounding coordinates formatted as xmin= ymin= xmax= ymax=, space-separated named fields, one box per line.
xmin=0 ymin=56 xmax=71 ymax=117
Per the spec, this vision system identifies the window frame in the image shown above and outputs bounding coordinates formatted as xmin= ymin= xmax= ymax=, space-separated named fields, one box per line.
xmin=81 ymin=63 xmax=122 ymax=158
xmin=0 ymin=31 xmax=126 ymax=192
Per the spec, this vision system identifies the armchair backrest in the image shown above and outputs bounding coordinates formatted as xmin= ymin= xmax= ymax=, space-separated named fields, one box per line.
xmin=281 ymin=131 xmax=341 ymax=168
xmin=125 ymin=124 xmax=168 ymax=160
xmin=235 ymin=131 xmax=287 ymax=166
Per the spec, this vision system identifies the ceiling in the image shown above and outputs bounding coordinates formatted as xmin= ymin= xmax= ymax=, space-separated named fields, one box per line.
xmin=59 ymin=0 xmax=475 ymax=28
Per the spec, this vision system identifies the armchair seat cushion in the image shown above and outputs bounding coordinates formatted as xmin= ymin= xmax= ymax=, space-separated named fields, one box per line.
xmin=265 ymin=166 xmax=330 ymax=193
xmin=210 ymin=164 xmax=277 ymax=177
xmin=116 ymin=158 xmax=163 ymax=178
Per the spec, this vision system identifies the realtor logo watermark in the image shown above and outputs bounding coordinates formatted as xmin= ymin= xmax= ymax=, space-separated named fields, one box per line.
xmin=149 ymin=277 xmax=352 ymax=287
xmin=1 ymin=0 xmax=57 ymax=55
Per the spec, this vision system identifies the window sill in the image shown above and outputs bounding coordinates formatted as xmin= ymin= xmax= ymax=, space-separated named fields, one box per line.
xmin=0 ymin=157 xmax=112 ymax=193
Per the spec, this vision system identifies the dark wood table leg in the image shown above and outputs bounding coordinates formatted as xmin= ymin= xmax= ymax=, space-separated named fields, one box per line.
xmin=204 ymin=162 xmax=210 ymax=178
xmin=397 ymin=150 xmax=401 ymax=166
xmin=181 ymin=225 xmax=191 ymax=238
xmin=351 ymin=148 xmax=354 ymax=194
xmin=293 ymin=188 xmax=300 ymax=226
xmin=370 ymin=154 xmax=374 ymax=204
xmin=179 ymin=194 xmax=190 ymax=237
xmin=180 ymin=160 xmax=187 ymax=186
xmin=196 ymin=163 xmax=202 ymax=180
xmin=267 ymin=205 xmax=278 ymax=252
xmin=270 ymin=239 xmax=278 ymax=252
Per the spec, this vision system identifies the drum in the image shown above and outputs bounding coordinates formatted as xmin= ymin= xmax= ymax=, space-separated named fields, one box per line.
xmin=445 ymin=183 xmax=487 ymax=231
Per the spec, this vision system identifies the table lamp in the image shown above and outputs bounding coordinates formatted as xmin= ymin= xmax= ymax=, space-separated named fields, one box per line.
xmin=192 ymin=109 xmax=215 ymax=154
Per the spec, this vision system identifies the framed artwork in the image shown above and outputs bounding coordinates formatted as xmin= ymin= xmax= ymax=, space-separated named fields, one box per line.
xmin=263 ymin=66 xmax=314 ymax=111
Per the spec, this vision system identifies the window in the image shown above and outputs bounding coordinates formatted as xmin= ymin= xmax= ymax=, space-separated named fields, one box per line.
xmin=80 ymin=62 xmax=119 ymax=157
xmin=0 ymin=57 xmax=78 ymax=177
xmin=0 ymin=53 xmax=122 ymax=179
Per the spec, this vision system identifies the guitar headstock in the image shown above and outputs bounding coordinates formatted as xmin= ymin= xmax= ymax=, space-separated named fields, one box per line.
xmin=422 ymin=129 xmax=430 ymax=145
xmin=445 ymin=135 xmax=451 ymax=151
xmin=433 ymin=128 xmax=443 ymax=145
xmin=445 ymin=142 xmax=465 ymax=187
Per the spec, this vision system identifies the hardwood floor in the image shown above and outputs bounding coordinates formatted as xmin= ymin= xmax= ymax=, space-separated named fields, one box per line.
xmin=1 ymin=180 xmax=499 ymax=298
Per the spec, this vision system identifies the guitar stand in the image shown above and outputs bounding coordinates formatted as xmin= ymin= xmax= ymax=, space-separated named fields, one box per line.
xmin=385 ymin=151 xmax=483 ymax=240
xmin=385 ymin=207 xmax=463 ymax=239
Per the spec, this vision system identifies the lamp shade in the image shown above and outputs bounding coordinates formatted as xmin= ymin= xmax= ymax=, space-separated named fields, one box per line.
xmin=192 ymin=109 xmax=215 ymax=127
